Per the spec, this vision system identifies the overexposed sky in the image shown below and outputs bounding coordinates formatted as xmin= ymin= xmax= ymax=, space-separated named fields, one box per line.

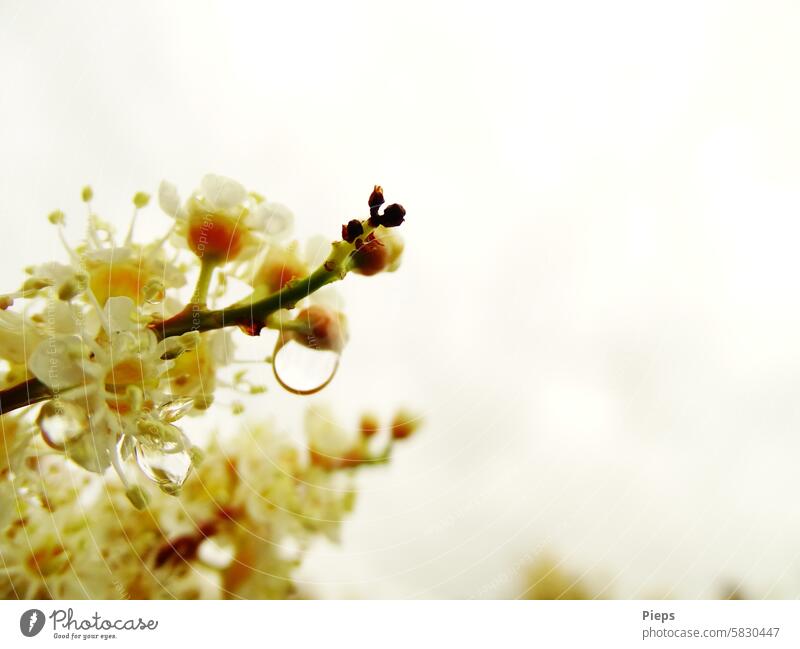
xmin=2 ymin=0 xmax=800 ymax=598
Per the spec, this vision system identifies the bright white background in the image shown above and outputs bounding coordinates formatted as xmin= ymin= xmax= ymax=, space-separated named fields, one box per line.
xmin=2 ymin=0 xmax=800 ymax=598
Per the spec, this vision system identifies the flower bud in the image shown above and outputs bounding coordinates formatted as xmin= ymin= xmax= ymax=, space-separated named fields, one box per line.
xmin=368 ymin=185 xmax=385 ymax=209
xmin=359 ymin=413 xmax=380 ymax=438
xmin=48 ymin=210 xmax=65 ymax=225
xmin=132 ymin=191 xmax=151 ymax=208
xmin=351 ymin=231 xmax=404 ymax=276
xmin=368 ymin=202 xmax=406 ymax=228
xmin=289 ymin=305 xmax=348 ymax=353
xmin=160 ymin=330 xmax=201 ymax=360
xmin=341 ymin=219 xmax=364 ymax=243
xmin=256 ymin=245 xmax=307 ymax=293
xmin=187 ymin=210 xmax=246 ymax=263
xmin=22 ymin=277 xmax=53 ymax=292
xmin=391 ymin=410 xmax=421 ymax=440
xmin=57 ymin=273 xmax=88 ymax=301
xmin=379 ymin=203 xmax=406 ymax=227
xmin=81 ymin=185 xmax=93 ymax=202
xmin=350 ymin=235 xmax=387 ymax=276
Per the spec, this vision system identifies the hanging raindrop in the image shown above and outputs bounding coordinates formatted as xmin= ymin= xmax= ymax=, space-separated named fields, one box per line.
xmin=271 ymin=337 xmax=340 ymax=396
xmin=36 ymin=399 xmax=88 ymax=450
xmin=157 ymin=397 xmax=196 ymax=422
xmin=142 ymin=279 xmax=165 ymax=304
xmin=135 ymin=442 xmax=193 ymax=495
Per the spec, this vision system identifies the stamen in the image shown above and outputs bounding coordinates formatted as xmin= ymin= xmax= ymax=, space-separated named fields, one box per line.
xmin=125 ymin=192 xmax=151 ymax=245
xmin=55 ymin=224 xmax=82 ymax=266
xmin=124 ymin=207 xmax=139 ymax=246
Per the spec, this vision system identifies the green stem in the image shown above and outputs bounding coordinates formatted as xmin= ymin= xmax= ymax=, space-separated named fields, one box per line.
xmin=0 ymin=264 xmax=344 ymax=414
xmin=0 ymin=210 xmax=396 ymax=414
xmin=150 ymin=264 xmax=342 ymax=340
xmin=191 ymin=259 xmax=217 ymax=307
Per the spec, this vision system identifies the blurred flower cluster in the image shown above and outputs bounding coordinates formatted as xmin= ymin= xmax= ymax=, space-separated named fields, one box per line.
xmin=0 ymin=175 xmax=415 ymax=598
xmin=1 ymin=411 xmax=418 ymax=599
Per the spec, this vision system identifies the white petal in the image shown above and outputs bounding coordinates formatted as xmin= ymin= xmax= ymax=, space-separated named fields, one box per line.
xmin=201 ymin=174 xmax=246 ymax=210
xmin=250 ymin=202 xmax=294 ymax=239
xmin=51 ymin=301 xmax=82 ymax=335
xmin=85 ymin=246 xmax=133 ymax=264
xmin=105 ymin=296 xmax=139 ymax=333
xmin=158 ymin=180 xmax=182 ymax=219
xmin=31 ymin=262 xmax=76 ymax=284
xmin=0 ymin=311 xmax=43 ymax=364
xmin=28 ymin=335 xmax=90 ymax=391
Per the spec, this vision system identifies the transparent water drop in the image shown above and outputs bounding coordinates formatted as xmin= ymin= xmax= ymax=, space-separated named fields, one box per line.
xmin=37 ymin=400 xmax=87 ymax=450
xmin=157 ymin=397 xmax=195 ymax=422
xmin=134 ymin=419 xmax=187 ymax=456
xmin=117 ymin=433 xmax=136 ymax=461
xmin=272 ymin=339 xmax=340 ymax=395
xmin=135 ymin=442 xmax=192 ymax=495
xmin=142 ymin=279 xmax=165 ymax=304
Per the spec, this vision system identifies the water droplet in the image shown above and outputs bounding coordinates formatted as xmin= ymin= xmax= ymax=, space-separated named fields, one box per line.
xmin=157 ymin=397 xmax=195 ymax=422
xmin=134 ymin=418 xmax=188 ymax=457
xmin=37 ymin=400 xmax=87 ymax=450
xmin=142 ymin=279 xmax=165 ymax=304
xmin=117 ymin=434 xmax=136 ymax=461
xmin=272 ymin=339 xmax=340 ymax=395
xmin=135 ymin=442 xmax=192 ymax=495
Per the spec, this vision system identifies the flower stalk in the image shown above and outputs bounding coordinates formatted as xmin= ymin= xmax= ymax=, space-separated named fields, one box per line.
xmin=0 ymin=377 xmax=53 ymax=413
xmin=152 ymin=262 xmax=341 ymax=340
xmin=0 ymin=186 xmax=406 ymax=416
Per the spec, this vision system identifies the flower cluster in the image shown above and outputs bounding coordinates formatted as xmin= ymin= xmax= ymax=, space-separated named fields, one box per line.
xmin=1 ymin=412 xmax=418 ymax=599
xmin=0 ymin=175 xmax=409 ymax=518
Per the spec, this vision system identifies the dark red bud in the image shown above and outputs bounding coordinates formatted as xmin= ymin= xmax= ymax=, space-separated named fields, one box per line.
xmin=378 ymin=203 xmax=406 ymax=228
xmin=351 ymin=237 xmax=387 ymax=276
xmin=368 ymin=185 xmax=385 ymax=209
xmin=342 ymin=219 xmax=364 ymax=243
